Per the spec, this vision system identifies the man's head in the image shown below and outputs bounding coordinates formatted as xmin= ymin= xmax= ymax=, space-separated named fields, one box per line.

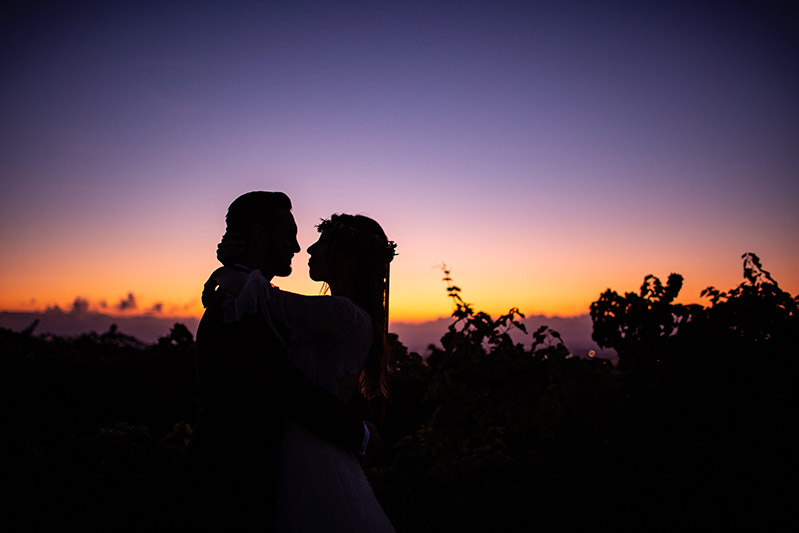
xmin=224 ymin=191 xmax=300 ymax=278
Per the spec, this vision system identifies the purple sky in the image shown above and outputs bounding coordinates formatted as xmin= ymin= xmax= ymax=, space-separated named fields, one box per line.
xmin=1 ymin=1 xmax=797 ymax=322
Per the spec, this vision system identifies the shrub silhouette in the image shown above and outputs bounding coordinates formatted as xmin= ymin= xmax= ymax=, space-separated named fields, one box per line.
xmin=2 ymin=253 xmax=795 ymax=531
xmin=586 ymin=252 xmax=796 ymax=530
xmin=371 ymin=255 xmax=796 ymax=531
xmin=2 ymin=322 xmax=199 ymax=531
xmin=591 ymin=252 xmax=797 ymax=373
xmin=369 ymin=267 xmax=620 ymax=531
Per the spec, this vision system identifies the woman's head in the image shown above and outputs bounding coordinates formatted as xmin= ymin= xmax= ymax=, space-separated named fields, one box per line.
xmin=307 ymin=214 xmax=396 ymax=286
xmin=309 ymin=214 xmax=396 ymax=399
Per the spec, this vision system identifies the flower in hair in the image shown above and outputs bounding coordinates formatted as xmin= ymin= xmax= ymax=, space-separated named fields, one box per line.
xmin=316 ymin=217 xmax=397 ymax=264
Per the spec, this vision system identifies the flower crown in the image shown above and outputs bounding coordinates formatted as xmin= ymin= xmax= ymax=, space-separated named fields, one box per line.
xmin=316 ymin=217 xmax=397 ymax=264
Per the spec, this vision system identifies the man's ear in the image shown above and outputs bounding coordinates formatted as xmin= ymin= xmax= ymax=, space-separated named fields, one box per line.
xmin=251 ymin=224 xmax=269 ymax=251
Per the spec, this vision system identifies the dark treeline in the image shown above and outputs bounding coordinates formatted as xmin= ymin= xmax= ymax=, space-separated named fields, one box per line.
xmin=3 ymin=253 xmax=796 ymax=531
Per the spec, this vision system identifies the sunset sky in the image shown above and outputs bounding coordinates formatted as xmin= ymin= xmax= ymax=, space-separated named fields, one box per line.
xmin=1 ymin=1 xmax=797 ymax=326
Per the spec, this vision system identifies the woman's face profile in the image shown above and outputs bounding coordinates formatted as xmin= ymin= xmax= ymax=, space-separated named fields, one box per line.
xmin=307 ymin=233 xmax=334 ymax=283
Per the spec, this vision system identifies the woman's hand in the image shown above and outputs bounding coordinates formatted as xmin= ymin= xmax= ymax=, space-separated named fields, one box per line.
xmin=217 ymin=231 xmax=246 ymax=265
xmin=200 ymin=265 xmax=250 ymax=307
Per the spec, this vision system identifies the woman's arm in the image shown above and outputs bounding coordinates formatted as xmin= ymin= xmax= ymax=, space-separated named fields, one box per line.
xmin=265 ymin=287 xmax=364 ymax=346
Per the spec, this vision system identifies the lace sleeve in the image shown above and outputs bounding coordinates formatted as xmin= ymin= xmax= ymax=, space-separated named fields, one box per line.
xmin=218 ymin=269 xmax=287 ymax=345
xmin=216 ymin=270 xmax=371 ymax=384
xmin=265 ymin=286 xmax=369 ymax=348
xmin=213 ymin=267 xmax=365 ymax=346
xmin=269 ymin=287 xmax=374 ymax=387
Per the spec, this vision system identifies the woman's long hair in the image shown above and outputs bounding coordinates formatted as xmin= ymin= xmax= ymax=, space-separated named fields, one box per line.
xmin=316 ymin=214 xmax=396 ymax=400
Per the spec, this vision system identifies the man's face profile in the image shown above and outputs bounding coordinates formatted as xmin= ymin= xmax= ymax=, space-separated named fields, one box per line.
xmin=267 ymin=208 xmax=300 ymax=277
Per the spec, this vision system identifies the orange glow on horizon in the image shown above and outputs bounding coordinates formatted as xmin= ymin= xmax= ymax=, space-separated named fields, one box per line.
xmin=3 ymin=251 xmax=796 ymax=326
xmin=2 ymin=206 xmax=797 ymax=327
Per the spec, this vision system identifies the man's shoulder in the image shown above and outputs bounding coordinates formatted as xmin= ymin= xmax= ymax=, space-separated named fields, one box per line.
xmin=197 ymin=291 xmax=228 ymax=334
xmin=196 ymin=289 xmax=278 ymax=350
xmin=197 ymin=290 xmax=246 ymax=345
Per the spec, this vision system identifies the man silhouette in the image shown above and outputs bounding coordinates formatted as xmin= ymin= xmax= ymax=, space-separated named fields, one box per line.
xmin=189 ymin=191 xmax=377 ymax=531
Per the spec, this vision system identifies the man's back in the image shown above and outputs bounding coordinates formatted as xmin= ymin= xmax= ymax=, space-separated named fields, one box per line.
xmin=194 ymin=288 xmax=280 ymax=441
xmin=191 ymin=288 xmax=282 ymax=529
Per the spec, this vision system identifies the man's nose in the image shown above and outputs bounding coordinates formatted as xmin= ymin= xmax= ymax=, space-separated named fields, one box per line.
xmin=293 ymin=239 xmax=301 ymax=253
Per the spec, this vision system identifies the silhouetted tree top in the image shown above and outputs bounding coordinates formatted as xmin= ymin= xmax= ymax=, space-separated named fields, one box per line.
xmin=591 ymin=252 xmax=797 ymax=373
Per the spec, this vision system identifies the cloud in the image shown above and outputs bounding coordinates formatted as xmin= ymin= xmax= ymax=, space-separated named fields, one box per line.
xmin=116 ymin=292 xmax=138 ymax=311
xmin=149 ymin=302 xmax=163 ymax=314
xmin=71 ymin=297 xmax=90 ymax=314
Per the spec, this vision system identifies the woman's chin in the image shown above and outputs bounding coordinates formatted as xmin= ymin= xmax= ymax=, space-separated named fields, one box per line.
xmin=308 ymin=264 xmax=330 ymax=284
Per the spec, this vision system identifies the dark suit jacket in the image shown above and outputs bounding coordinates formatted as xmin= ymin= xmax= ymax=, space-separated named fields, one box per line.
xmin=189 ymin=287 xmax=364 ymax=531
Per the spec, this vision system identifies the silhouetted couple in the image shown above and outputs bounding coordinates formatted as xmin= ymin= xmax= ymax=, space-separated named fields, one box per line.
xmin=189 ymin=191 xmax=396 ymax=532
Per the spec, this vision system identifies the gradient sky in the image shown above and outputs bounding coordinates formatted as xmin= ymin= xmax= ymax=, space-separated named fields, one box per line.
xmin=1 ymin=1 xmax=797 ymax=324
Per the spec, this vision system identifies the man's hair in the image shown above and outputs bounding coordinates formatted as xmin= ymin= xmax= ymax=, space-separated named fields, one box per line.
xmin=225 ymin=191 xmax=292 ymax=237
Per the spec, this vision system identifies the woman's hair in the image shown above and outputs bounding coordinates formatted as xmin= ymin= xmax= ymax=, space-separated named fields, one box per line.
xmin=316 ymin=214 xmax=397 ymax=400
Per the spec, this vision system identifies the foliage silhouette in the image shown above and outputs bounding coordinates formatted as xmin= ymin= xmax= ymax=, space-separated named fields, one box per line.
xmin=586 ymin=252 xmax=796 ymax=530
xmin=368 ymin=267 xmax=620 ymax=531
xmin=2 ymin=322 xmax=199 ymax=531
xmin=2 ymin=253 xmax=796 ymax=531
xmin=369 ymin=256 xmax=796 ymax=531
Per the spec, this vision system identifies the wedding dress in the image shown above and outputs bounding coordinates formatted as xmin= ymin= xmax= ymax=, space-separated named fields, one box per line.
xmin=223 ymin=269 xmax=395 ymax=533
